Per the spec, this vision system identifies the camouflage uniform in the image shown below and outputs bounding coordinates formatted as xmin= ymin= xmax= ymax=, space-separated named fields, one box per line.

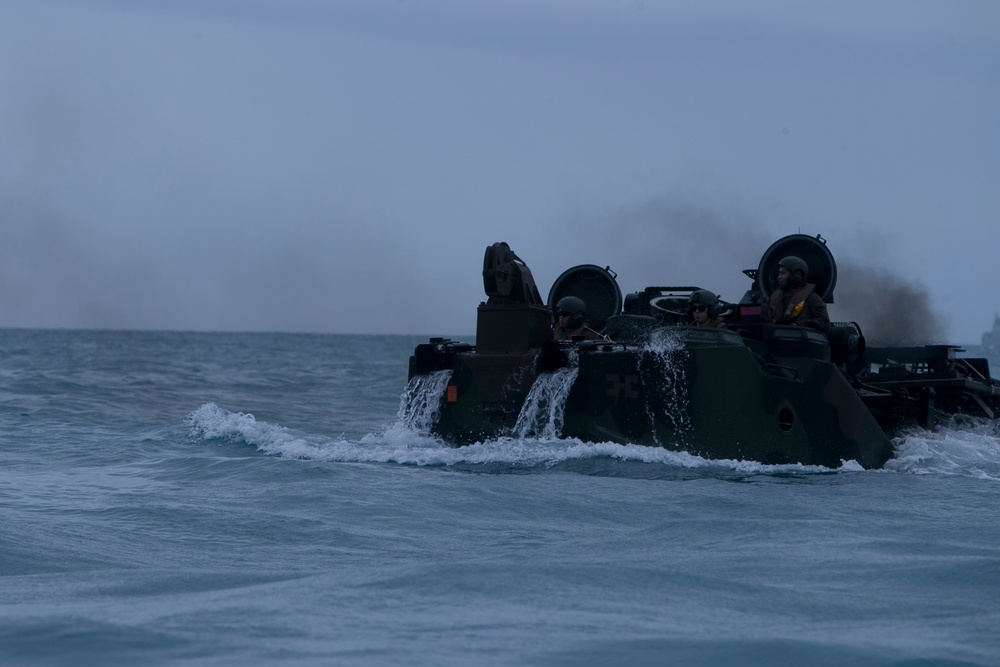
xmin=767 ymin=284 xmax=830 ymax=331
xmin=553 ymin=323 xmax=604 ymax=341
xmin=693 ymin=316 xmax=728 ymax=329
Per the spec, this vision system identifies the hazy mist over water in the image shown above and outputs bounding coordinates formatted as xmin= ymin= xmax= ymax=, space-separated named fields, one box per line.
xmin=1 ymin=1 xmax=998 ymax=344
xmin=4 ymin=6 xmax=999 ymax=662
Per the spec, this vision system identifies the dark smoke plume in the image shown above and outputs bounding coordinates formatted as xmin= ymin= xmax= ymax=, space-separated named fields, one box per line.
xmin=575 ymin=196 xmax=948 ymax=346
xmin=832 ymin=259 xmax=946 ymax=346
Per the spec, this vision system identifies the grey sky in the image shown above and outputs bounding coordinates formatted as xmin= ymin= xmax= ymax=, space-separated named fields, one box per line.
xmin=2 ymin=0 xmax=998 ymax=343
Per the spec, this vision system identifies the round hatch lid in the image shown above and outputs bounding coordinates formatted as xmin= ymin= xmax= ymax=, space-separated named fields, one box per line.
xmin=547 ymin=264 xmax=623 ymax=331
xmin=757 ymin=234 xmax=837 ymax=303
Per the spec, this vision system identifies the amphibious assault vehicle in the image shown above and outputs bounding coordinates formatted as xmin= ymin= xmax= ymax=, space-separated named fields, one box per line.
xmin=406 ymin=234 xmax=1000 ymax=469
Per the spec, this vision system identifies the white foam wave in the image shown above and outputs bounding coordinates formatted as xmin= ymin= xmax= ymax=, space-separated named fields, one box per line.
xmin=186 ymin=404 xmax=1000 ymax=480
xmin=186 ymin=403 xmax=348 ymax=460
xmin=885 ymin=422 xmax=1000 ymax=481
xmin=187 ymin=403 xmax=844 ymax=473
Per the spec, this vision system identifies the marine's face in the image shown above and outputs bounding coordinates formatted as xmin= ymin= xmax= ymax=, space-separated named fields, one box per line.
xmin=691 ymin=304 xmax=709 ymax=324
xmin=777 ymin=266 xmax=790 ymax=287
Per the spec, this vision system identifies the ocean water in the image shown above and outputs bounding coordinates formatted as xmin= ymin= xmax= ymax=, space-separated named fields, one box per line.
xmin=2 ymin=329 xmax=999 ymax=667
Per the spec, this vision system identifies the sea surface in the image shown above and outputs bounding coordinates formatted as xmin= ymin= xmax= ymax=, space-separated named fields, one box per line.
xmin=2 ymin=329 xmax=999 ymax=667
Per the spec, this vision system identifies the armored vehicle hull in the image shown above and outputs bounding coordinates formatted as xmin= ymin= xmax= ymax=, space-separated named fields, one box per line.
xmin=406 ymin=237 xmax=1000 ymax=469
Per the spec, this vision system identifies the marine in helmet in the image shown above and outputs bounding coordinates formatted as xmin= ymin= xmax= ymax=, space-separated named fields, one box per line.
xmin=688 ymin=289 xmax=727 ymax=328
xmin=552 ymin=296 xmax=605 ymax=341
xmin=765 ymin=256 xmax=830 ymax=331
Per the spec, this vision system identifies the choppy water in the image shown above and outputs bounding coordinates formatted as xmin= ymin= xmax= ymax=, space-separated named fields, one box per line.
xmin=2 ymin=329 xmax=999 ymax=666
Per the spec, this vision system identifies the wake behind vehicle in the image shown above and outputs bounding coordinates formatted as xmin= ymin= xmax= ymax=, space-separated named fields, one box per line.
xmin=406 ymin=235 xmax=1000 ymax=469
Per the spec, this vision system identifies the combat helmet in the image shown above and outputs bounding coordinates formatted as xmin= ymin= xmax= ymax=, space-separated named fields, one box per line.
xmin=778 ymin=256 xmax=809 ymax=289
xmin=688 ymin=289 xmax=719 ymax=317
xmin=555 ymin=295 xmax=587 ymax=329
xmin=556 ymin=295 xmax=586 ymax=316
xmin=778 ymin=256 xmax=809 ymax=278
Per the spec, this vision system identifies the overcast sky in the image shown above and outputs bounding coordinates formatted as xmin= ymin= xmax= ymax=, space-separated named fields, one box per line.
xmin=2 ymin=0 xmax=998 ymax=343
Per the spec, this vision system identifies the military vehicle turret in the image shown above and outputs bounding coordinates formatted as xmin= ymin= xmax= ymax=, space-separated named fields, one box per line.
xmin=406 ymin=236 xmax=1000 ymax=469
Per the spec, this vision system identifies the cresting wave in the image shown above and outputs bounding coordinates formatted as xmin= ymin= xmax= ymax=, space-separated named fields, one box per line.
xmin=886 ymin=421 xmax=1000 ymax=480
xmin=186 ymin=402 xmax=1000 ymax=480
